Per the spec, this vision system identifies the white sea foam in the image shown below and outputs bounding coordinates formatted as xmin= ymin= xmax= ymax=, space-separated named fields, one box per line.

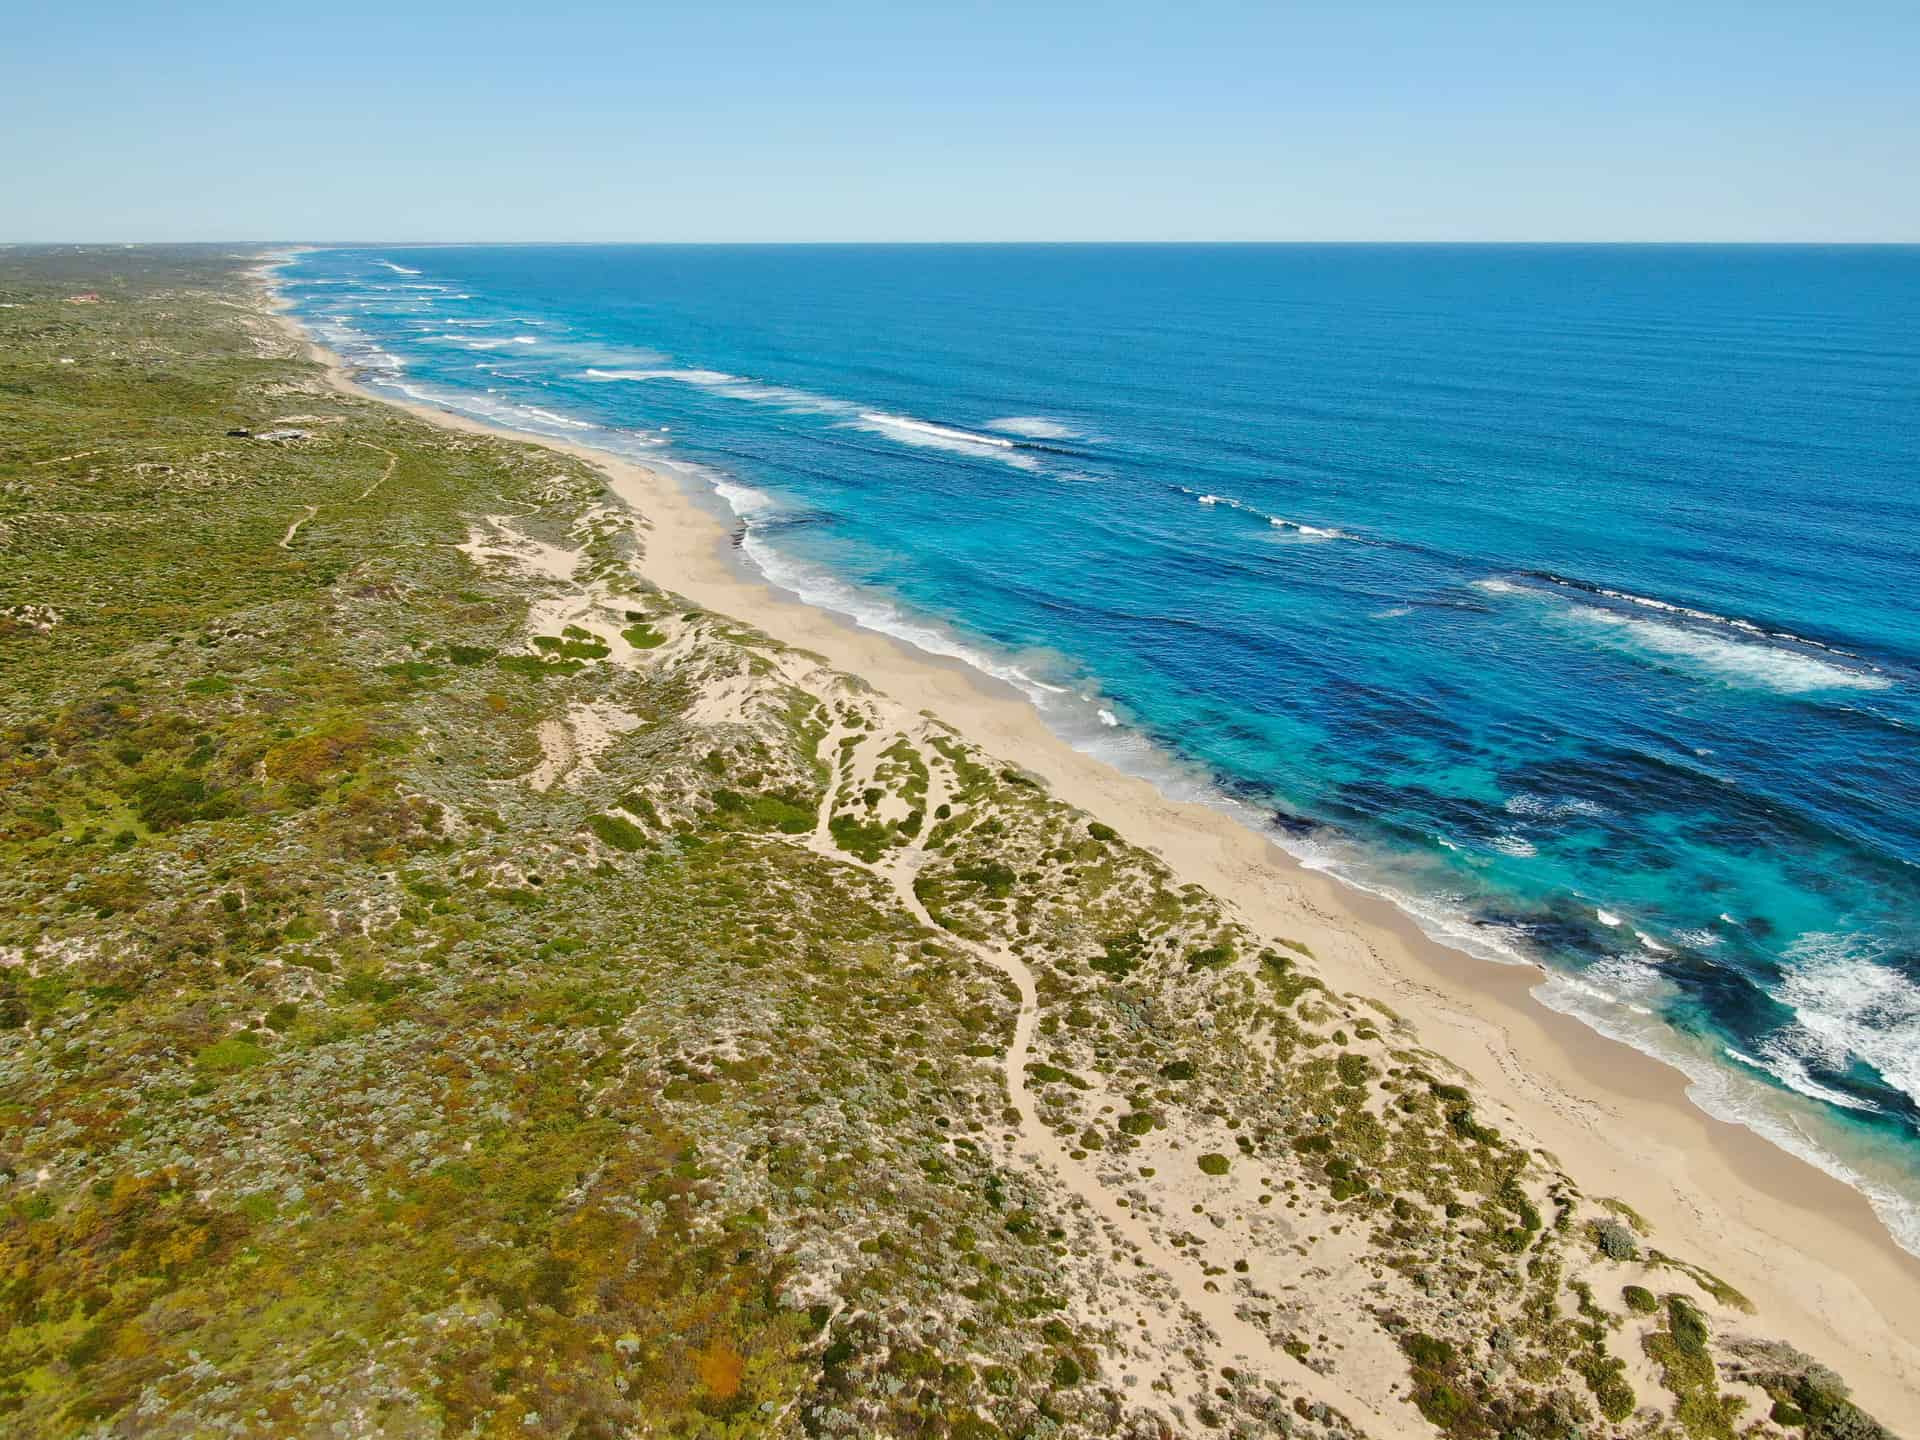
xmin=1476 ymin=575 xmax=1890 ymax=692
xmin=1178 ymin=485 xmax=1348 ymax=538
xmin=587 ymin=367 xmax=741 ymax=385
xmin=1537 ymin=572 xmax=1870 ymax=661
xmin=1570 ymin=607 xmax=1889 ymax=693
xmin=381 ymin=379 xmax=608 ymax=442
xmin=855 ymin=413 xmax=1015 ymax=450
xmin=1537 ymin=962 xmax=1920 ymax=1257
xmin=850 ymin=412 xmax=1041 ymax=469
xmin=521 ymin=407 xmax=596 ymax=431
xmin=986 ymin=415 xmax=1082 ymax=440
xmin=1276 ymin=519 xmax=1346 ymax=539
xmin=1596 ymin=909 xmax=1623 ymax=927
xmin=1505 ymin=792 xmax=1609 ymax=820
xmin=708 ymin=481 xmax=1073 ymax=708
xmin=1725 ymin=1048 xmax=1881 ymax=1112
xmin=373 ymin=259 xmax=423 ymax=275
xmin=585 ymin=367 xmax=851 ymax=416
xmin=1490 ymin=833 xmax=1538 ymax=858
xmin=1097 ymin=708 xmax=1120 ymax=727
xmin=591 ymin=369 xmax=1062 ymax=471
xmin=1637 ymin=931 xmax=1670 ymax=954
xmin=1772 ymin=933 xmax=1920 ymax=1107
xmin=722 ymin=382 xmax=849 ymax=413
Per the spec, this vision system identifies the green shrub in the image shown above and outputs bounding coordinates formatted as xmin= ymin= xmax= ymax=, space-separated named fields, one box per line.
xmin=1446 ymin=1102 xmax=1500 ymax=1145
xmin=382 ymin=660 xmax=441 ymax=681
xmin=1591 ymin=1218 xmax=1639 ymax=1261
xmin=1086 ymin=821 xmax=1117 ymax=843
xmin=621 ymin=623 xmax=667 ymax=649
xmin=131 ymin=772 xmax=235 ymax=831
xmin=1196 ymin=1153 xmax=1230 ymax=1176
xmin=1595 ymin=1377 xmax=1636 ymax=1421
xmin=1668 ymin=1295 xmax=1709 ymax=1354
xmin=1258 ymin=950 xmax=1323 ymax=1006
xmin=1186 ymin=940 xmax=1234 ymax=970
xmin=617 ymin=790 xmax=660 ymax=824
xmin=1090 ymin=931 xmax=1144 ymax=979
xmin=1622 ymin=1284 xmax=1658 ymax=1314
xmin=536 ymin=636 xmax=607 ymax=659
xmin=830 ymin=813 xmax=894 ymax=861
xmin=1414 ymin=1380 xmax=1471 ymax=1428
xmin=497 ymin=653 xmax=581 ymax=678
xmin=1404 ymin=1333 xmax=1455 ymax=1370
xmin=587 ymin=813 xmax=648 ymax=852
xmin=195 ymin=1036 xmax=267 ymax=1073
xmin=1788 ymin=1371 xmax=1890 ymax=1440
xmin=952 ymin=860 xmax=1017 ymax=897
xmin=713 ymin=788 xmax=813 ymax=833
xmin=65 ymin=1324 xmax=113 ymax=1370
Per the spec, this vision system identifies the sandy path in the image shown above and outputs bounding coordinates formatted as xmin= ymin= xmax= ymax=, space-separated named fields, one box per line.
xmin=352 ymin=440 xmax=398 ymax=501
xmin=278 ymin=504 xmax=317 ymax=549
xmin=789 ymin=729 xmax=1418 ymax=1437
xmin=525 ymin=719 xmax=575 ymax=793
xmin=273 ymin=439 xmax=396 ymax=550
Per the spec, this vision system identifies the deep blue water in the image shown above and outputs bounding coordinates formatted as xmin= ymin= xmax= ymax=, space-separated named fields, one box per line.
xmin=279 ymin=244 xmax=1920 ymax=1249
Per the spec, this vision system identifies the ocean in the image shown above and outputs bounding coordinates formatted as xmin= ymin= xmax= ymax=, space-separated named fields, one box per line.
xmin=277 ymin=243 xmax=1920 ymax=1252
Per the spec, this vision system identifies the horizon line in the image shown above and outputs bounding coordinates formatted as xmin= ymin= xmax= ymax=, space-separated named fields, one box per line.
xmin=6 ymin=238 xmax=1920 ymax=250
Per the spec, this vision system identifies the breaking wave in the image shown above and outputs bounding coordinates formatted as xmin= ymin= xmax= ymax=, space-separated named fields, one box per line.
xmin=1473 ymin=572 xmax=1893 ymax=693
xmin=1174 ymin=485 xmax=1349 ymax=538
xmin=1537 ymin=956 xmax=1920 ymax=1257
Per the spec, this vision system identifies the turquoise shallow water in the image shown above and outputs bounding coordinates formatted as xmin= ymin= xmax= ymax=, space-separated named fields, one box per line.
xmin=280 ymin=243 xmax=1920 ymax=1249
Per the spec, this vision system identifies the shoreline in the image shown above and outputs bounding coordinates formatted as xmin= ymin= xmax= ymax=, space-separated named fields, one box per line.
xmin=257 ymin=261 xmax=1920 ymax=1414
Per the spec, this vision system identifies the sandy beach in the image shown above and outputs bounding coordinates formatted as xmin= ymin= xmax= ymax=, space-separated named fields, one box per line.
xmin=259 ymin=267 xmax=1920 ymax=1422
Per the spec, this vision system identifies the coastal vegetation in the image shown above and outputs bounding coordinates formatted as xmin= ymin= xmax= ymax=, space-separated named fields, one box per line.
xmin=0 ymin=248 xmax=1898 ymax=1439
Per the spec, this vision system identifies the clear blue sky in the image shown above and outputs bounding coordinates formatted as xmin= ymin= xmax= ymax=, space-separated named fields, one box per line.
xmin=5 ymin=1 xmax=1916 ymax=241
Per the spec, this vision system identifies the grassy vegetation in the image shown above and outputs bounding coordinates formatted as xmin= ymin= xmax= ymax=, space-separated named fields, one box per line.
xmin=0 ymin=250 xmax=1110 ymax=1437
